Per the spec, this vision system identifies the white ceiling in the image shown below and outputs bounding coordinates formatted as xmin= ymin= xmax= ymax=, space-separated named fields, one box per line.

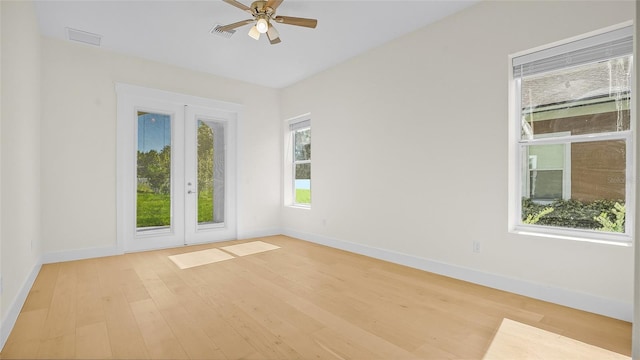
xmin=34 ymin=0 xmax=479 ymax=89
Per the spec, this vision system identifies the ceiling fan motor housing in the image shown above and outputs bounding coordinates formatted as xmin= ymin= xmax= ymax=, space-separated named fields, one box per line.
xmin=251 ymin=1 xmax=274 ymax=16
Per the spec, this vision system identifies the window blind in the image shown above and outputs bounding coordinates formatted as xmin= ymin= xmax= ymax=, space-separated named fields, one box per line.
xmin=289 ymin=119 xmax=311 ymax=131
xmin=513 ymin=26 xmax=633 ymax=78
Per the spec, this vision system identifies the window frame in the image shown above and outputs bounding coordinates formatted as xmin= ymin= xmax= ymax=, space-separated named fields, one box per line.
xmin=508 ymin=24 xmax=635 ymax=245
xmin=524 ymin=132 xmax=572 ymax=203
xmin=285 ymin=114 xmax=311 ymax=208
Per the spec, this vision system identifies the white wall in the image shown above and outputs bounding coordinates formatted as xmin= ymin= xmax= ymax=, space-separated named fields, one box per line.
xmin=40 ymin=38 xmax=282 ymax=255
xmin=0 ymin=0 xmax=43 ymax=336
xmin=281 ymin=1 xmax=635 ymax=320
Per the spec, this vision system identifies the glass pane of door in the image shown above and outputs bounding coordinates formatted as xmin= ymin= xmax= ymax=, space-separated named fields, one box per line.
xmin=136 ymin=111 xmax=172 ymax=232
xmin=197 ymin=120 xmax=225 ymax=226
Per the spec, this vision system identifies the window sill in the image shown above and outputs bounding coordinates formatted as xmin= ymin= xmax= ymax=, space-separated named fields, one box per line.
xmin=512 ymin=225 xmax=632 ymax=247
xmin=287 ymin=204 xmax=311 ymax=210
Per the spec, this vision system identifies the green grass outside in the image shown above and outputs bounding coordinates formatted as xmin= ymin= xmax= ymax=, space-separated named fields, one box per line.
xmin=138 ymin=189 xmax=307 ymax=227
xmin=137 ymin=192 xmax=170 ymax=227
xmin=296 ymin=189 xmax=311 ymax=204
xmin=137 ymin=191 xmax=214 ymax=228
xmin=198 ymin=190 xmax=213 ymax=223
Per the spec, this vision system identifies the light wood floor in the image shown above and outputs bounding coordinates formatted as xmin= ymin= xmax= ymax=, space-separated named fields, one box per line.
xmin=1 ymin=235 xmax=631 ymax=359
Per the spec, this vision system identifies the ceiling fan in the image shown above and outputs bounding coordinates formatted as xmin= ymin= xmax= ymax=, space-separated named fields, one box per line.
xmin=219 ymin=0 xmax=318 ymax=44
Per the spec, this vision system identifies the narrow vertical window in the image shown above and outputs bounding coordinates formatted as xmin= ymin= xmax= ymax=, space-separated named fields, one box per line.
xmin=290 ymin=118 xmax=311 ymax=206
xmin=511 ymin=26 xmax=633 ymax=243
xmin=197 ymin=119 xmax=225 ymax=225
xmin=137 ymin=112 xmax=172 ymax=232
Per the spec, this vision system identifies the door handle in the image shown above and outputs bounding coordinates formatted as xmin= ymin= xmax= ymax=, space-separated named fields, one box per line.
xmin=187 ymin=190 xmax=196 ymax=194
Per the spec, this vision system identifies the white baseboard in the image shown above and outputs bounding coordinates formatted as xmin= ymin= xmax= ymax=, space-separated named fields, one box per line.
xmin=39 ymin=230 xmax=285 ymax=264
xmin=1 ymin=257 xmax=42 ymax=350
xmin=40 ymin=230 xmax=284 ymax=264
xmin=42 ymin=246 xmax=123 ymax=264
xmin=283 ymin=228 xmax=632 ymax=322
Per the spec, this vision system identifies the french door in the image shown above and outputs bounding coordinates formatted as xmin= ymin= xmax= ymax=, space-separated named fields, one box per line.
xmin=117 ymin=84 xmax=238 ymax=252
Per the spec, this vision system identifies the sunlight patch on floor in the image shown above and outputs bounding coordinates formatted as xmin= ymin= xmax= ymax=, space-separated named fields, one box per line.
xmin=168 ymin=248 xmax=235 ymax=269
xmin=483 ymin=318 xmax=629 ymax=360
xmin=221 ymin=240 xmax=280 ymax=257
xmin=168 ymin=241 xmax=280 ymax=269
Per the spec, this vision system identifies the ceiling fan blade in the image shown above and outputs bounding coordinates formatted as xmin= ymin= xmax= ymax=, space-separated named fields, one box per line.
xmin=248 ymin=25 xmax=260 ymax=40
xmin=222 ymin=0 xmax=253 ymax=14
xmin=265 ymin=0 xmax=284 ymax=11
xmin=274 ymin=16 xmax=317 ymax=29
xmin=217 ymin=19 xmax=255 ymax=32
xmin=267 ymin=24 xmax=281 ymax=44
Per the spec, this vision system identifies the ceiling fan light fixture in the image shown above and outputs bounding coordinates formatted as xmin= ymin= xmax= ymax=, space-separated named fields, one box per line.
xmin=256 ymin=18 xmax=269 ymax=33
xmin=248 ymin=25 xmax=260 ymax=40
xmin=220 ymin=0 xmax=318 ymax=45
xmin=266 ymin=24 xmax=281 ymax=44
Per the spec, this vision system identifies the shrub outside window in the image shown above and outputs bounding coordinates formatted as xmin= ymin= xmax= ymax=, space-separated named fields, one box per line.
xmin=512 ymin=26 xmax=633 ymax=243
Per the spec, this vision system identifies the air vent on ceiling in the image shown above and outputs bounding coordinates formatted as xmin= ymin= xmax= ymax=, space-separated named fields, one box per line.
xmin=210 ymin=24 xmax=236 ymax=39
xmin=66 ymin=27 xmax=102 ymax=47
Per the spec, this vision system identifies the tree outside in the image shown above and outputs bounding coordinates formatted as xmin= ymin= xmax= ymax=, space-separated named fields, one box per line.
xmin=136 ymin=116 xmax=216 ymax=228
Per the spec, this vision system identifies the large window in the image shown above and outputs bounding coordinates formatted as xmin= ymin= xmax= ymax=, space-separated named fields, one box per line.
xmin=290 ymin=118 xmax=311 ymax=206
xmin=511 ymin=26 xmax=633 ymax=243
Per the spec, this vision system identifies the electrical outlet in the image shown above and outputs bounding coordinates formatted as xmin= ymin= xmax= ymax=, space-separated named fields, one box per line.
xmin=473 ymin=241 xmax=481 ymax=253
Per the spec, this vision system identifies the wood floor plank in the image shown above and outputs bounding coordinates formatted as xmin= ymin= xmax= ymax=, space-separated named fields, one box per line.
xmin=21 ymin=263 xmax=60 ymax=312
xmin=211 ymin=301 xmax=303 ymax=359
xmin=101 ymin=290 xmax=150 ymax=359
xmin=75 ymin=322 xmax=112 ymax=359
xmin=0 ymin=337 xmax=41 ymax=359
xmin=240 ymin=253 xmax=440 ymax=354
xmin=158 ymin=304 xmax=227 ymax=360
xmin=98 ymin=256 xmax=150 ymax=360
xmin=135 ymin=261 xmax=228 ymax=359
xmin=129 ymin=298 xmax=189 ymax=359
xmin=75 ymin=260 xmax=106 ymax=328
xmin=149 ymin=250 xmax=262 ymax=359
xmin=311 ymin=326 xmax=396 ymax=360
xmin=226 ymin=279 xmax=332 ymax=358
xmin=0 ymin=235 xmax=632 ymax=359
xmin=120 ymin=268 xmax=152 ymax=303
xmin=1 ymin=308 xmax=48 ymax=358
xmin=40 ymin=262 xmax=77 ymax=340
xmin=180 ymin=285 xmax=261 ymax=359
xmin=36 ymin=334 xmax=75 ymax=359
xmin=226 ymin=258 xmax=422 ymax=359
